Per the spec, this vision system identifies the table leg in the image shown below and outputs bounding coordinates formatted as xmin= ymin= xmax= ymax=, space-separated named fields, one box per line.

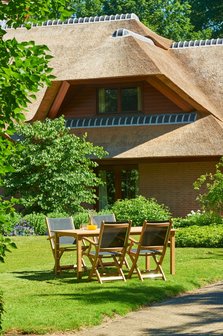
xmin=145 ymin=255 xmax=150 ymax=271
xmin=76 ymin=236 xmax=83 ymax=280
xmin=170 ymin=231 xmax=175 ymax=275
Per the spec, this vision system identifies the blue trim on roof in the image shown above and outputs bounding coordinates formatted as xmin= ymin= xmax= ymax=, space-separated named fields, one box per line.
xmin=66 ymin=112 xmax=197 ymax=129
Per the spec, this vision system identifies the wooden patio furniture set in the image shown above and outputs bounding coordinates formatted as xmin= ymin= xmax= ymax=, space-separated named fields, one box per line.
xmin=46 ymin=214 xmax=175 ymax=284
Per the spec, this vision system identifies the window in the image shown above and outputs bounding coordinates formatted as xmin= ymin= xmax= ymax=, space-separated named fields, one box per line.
xmin=98 ymin=87 xmax=141 ymax=114
xmin=98 ymin=167 xmax=139 ymax=210
xmin=98 ymin=88 xmax=118 ymax=113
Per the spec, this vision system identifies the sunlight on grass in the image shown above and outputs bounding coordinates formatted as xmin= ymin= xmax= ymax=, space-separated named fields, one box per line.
xmin=0 ymin=236 xmax=223 ymax=334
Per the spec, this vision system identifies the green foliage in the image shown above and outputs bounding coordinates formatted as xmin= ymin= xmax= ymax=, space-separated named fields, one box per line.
xmin=176 ymin=225 xmax=223 ymax=247
xmin=23 ymin=213 xmax=46 ymax=235
xmin=72 ymin=0 xmax=212 ymax=40
xmin=194 ymin=158 xmax=223 ymax=215
xmin=3 ymin=116 xmax=107 ymax=215
xmin=0 ymin=198 xmax=17 ymax=262
xmin=1 ymin=236 xmax=223 ymax=334
xmin=73 ymin=212 xmax=89 ymax=228
xmin=0 ymin=1 xmax=74 ymax=27
xmin=174 ymin=210 xmax=223 ymax=228
xmin=72 ymin=0 xmax=102 ymax=17
xmin=8 ymin=211 xmax=89 ymax=235
xmin=0 ymin=38 xmax=53 ymax=131
xmin=112 ymin=195 xmax=171 ymax=226
xmin=102 ymin=0 xmax=209 ymax=40
xmin=188 ymin=0 xmax=223 ymax=38
xmin=0 ymin=0 xmax=72 ymax=262
xmin=0 ymin=289 xmax=3 ymax=334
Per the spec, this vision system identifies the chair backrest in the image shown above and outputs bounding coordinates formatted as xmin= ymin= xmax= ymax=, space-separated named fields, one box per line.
xmin=46 ymin=217 xmax=75 ymax=249
xmin=140 ymin=220 xmax=172 ymax=251
xmin=98 ymin=221 xmax=132 ymax=250
xmin=90 ymin=213 xmax=116 ymax=228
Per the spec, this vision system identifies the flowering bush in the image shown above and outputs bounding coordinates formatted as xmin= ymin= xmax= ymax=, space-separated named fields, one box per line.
xmin=10 ymin=219 xmax=35 ymax=236
xmin=8 ymin=211 xmax=90 ymax=235
xmin=173 ymin=210 xmax=222 ymax=228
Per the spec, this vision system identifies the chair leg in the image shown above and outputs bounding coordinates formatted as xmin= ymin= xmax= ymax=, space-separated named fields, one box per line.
xmin=124 ymin=257 xmax=130 ymax=270
xmin=127 ymin=254 xmax=138 ymax=279
xmin=81 ymin=258 xmax=88 ymax=270
xmin=54 ymin=250 xmax=64 ymax=274
xmin=88 ymin=257 xmax=101 ymax=282
xmin=152 ymin=255 xmax=166 ymax=281
xmin=113 ymin=256 xmax=126 ymax=282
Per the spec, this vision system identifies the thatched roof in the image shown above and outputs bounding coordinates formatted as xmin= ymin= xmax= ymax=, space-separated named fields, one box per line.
xmin=5 ymin=15 xmax=223 ymax=122
xmin=76 ymin=115 xmax=223 ymax=158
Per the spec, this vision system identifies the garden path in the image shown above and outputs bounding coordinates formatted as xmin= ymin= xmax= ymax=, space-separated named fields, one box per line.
xmin=69 ymin=281 xmax=223 ymax=335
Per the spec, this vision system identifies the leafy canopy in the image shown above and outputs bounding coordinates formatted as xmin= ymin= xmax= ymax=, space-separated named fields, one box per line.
xmin=3 ymin=116 xmax=107 ymax=215
xmin=0 ymin=0 xmax=74 ymax=261
xmin=188 ymin=0 xmax=223 ymax=38
xmin=194 ymin=158 xmax=223 ymax=215
xmin=71 ymin=0 xmax=212 ymax=40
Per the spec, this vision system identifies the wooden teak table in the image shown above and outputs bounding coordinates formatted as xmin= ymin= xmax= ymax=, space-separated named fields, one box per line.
xmin=52 ymin=227 xmax=176 ymax=279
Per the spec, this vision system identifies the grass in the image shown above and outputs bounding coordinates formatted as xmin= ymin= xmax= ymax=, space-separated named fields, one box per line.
xmin=0 ymin=236 xmax=223 ymax=334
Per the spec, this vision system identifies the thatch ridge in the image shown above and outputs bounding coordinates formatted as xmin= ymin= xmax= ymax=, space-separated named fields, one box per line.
xmin=4 ymin=16 xmax=222 ymax=122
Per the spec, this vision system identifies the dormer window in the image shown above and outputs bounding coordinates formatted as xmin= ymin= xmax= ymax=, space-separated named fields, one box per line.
xmin=98 ymin=86 xmax=141 ymax=114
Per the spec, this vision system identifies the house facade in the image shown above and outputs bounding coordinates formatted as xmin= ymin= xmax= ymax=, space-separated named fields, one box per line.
xmin=5 ymin=14 xmax=223 ymax=216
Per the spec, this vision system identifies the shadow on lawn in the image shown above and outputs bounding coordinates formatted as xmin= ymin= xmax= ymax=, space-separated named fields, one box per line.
xmin=11 ymin=269 xmax=90 ymax=283
xmin=12 ymin=270 xmax=186 ymax=307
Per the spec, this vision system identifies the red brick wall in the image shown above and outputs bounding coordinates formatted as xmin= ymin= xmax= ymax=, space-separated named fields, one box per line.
xmin=143 ymin=82 xmax=180 ymax=114
xmin=61 ymin=86 xmax=97 ymax=118
xmin=139 ymin=161 xmax=217 ymax=217
xmin=60 ymin=81 xmax=182 ymax=118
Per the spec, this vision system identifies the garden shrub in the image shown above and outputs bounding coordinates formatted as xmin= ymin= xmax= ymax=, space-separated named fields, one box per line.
xmin=176 ymin=224 xmax=223 ymax=247
xmin=23 ymin=213 xmax=46 ymax=235
xmin=11 ymin=218 xmax=35 ymax=236
xmin=112 ymin=196 xmax=171 ymax=226
xmin=2 ymin=212 xmax=22 ymax=235
xmin=0 ymin=289 xmax=3 ymax=334
xmin=73 ymin=212 xmax=89 ymax=228
xmin=174 ymin=210 xmax=223 ymax=228
xmin=10 ymin=211 xmax=90 ymax=235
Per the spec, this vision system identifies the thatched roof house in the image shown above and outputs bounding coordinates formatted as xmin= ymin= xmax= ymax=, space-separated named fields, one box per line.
xmin=5 ymin=14 xmax=223 ymax=216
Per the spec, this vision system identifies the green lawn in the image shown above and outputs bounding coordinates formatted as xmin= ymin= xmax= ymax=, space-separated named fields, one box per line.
xmin=1 ymin=236 xmax=223 ymax=334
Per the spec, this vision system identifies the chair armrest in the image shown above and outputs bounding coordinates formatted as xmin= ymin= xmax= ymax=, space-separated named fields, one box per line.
xmin=129 ymin=237 xmax=139 ymax=244
xmin=83 ymin=237 xmax=97 ymax=246
xmin=47 ymin=235 xmax=55 ymax=241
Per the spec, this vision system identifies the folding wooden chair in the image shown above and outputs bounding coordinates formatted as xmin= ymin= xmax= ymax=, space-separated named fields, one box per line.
xmin=83 ymin=221 xmax=132 ymax=283
xmin=89 ymin=213 xmax=116 ymax=228
xmin=127 ymin=220 xmax=172 ymax=281
xmin=46 ymin=217 xmax=87 ymax=273
xmin=89 ymin=213 xmax=130 ymax=269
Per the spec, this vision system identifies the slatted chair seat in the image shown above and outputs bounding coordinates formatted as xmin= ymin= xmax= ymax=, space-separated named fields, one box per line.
xmin=127 ymin=220 xmax=172 ymax=281
xmin=89 ymin=213 xmax=130 ymax=270
xmin=83 ymin=221 xmax=132 ymax=284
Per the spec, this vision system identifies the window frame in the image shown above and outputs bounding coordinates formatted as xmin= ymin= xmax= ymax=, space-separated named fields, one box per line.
xmin=97 ymin=84 xmax=142 ymax=115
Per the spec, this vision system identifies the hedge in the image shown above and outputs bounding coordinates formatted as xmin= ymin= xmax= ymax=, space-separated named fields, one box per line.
xmin=176 ymin=224 xmax=223 ymax=247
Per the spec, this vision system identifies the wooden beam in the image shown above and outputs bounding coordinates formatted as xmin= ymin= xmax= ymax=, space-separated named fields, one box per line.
xmin=146 ymin=76 xmax=193 ymax=112
xmin=48 ymin=81 xmax=70 ymax=118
